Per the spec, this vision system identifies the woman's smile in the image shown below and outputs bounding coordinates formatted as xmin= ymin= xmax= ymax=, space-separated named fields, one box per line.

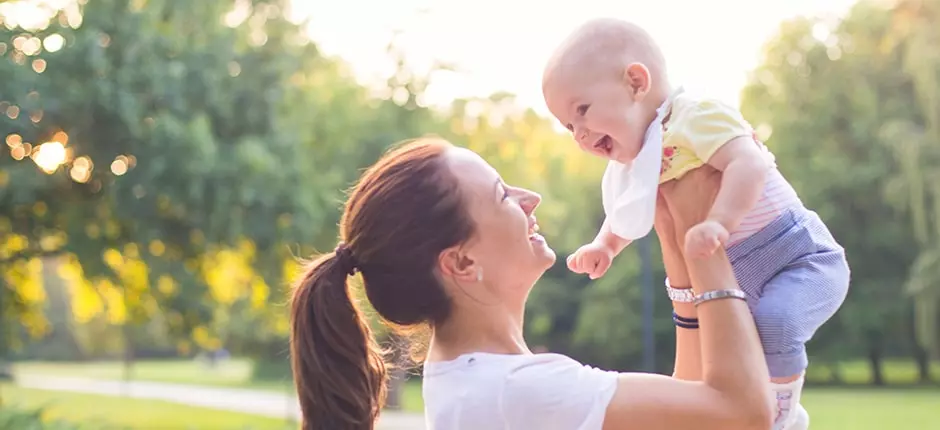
xmin=527 ymin=216 xmax=546 ymax=244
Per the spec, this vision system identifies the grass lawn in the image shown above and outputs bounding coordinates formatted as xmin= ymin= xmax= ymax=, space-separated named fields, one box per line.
xmin=3 ymin=384 xmax=936 ymax=430
xmin=802 ymin=388 xmax=938 ymax=429
xmin=14 ymin=358 xmax=939 ymax=424
xmin=392 ymin=379 xmax=940 ymax=428
xmin=0 ymin=384 xmax=295 ymax=430
xmin=4 ymin=381 xmax=938 ymax=429
xmin=13 ymin=359 xmax=293 ymax=393
xmin=14 ymin=358 xmax=425 ymax=412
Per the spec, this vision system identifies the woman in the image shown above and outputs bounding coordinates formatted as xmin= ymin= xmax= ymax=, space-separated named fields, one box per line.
xmin=290 ymin=137 xmax=774 ymax=430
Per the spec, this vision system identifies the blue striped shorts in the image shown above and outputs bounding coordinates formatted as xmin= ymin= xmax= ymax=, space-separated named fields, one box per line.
xmin=728 ymin=207 xmax=850 ymax=378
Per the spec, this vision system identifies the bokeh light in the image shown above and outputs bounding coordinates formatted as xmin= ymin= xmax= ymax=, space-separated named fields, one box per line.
xmin=43 ymin=33 xmax=65 ymax=52
xmin=31 ymin=58 xmax=46 ymax=73
xmin=111 ymin=156 xmax=128 ymax=175
xmin=32 ymin=140 xmax=67 ymax=173
xmin=69 ymin=155 xmax=93 ymax=183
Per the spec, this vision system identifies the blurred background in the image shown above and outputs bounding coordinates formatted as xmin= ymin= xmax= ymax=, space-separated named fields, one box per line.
xmin=0 ymin=0 xmax=938 ymax=429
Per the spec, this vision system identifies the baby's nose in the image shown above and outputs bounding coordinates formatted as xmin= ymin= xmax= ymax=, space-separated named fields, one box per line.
xmin=573 ymin=126 xmax=592 ymax=145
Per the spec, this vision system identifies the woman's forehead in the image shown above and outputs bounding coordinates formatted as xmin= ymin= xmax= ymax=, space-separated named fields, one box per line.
xmin=446 ymin=147 xmax=500 ymax=188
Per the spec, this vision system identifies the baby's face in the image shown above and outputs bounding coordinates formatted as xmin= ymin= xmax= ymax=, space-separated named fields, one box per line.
xmin=543 ymin=74 xmax=650 ymax=164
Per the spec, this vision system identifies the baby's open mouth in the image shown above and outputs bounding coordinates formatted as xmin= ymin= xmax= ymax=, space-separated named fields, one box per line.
xmin=593 ymin=135 xmax=612 ymax=155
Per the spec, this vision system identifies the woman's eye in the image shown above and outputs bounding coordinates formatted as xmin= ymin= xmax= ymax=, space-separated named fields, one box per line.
xmin=577 ymin=104 xmax=590 ymax=116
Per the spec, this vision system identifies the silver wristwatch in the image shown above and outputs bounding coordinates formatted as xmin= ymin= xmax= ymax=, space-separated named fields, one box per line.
xmin=665 ymin=277 xmax=696 ymax=303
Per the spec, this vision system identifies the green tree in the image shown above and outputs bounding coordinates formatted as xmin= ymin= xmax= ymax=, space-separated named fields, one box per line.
xmin=740 ymin=0 xmax=937 ymax=383
xmin=881 ymin=0 xmax=940 ymax=362
xmin=0 ymin=0 xmax=342 ymax=365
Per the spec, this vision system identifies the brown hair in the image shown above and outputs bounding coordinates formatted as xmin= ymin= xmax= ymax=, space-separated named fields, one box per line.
xmin=289 ymin=137 xmax=474 ymax=429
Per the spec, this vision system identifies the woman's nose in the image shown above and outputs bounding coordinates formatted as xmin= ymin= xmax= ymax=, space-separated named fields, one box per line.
xmin=518 ymin=189 xmax=542 ymax=215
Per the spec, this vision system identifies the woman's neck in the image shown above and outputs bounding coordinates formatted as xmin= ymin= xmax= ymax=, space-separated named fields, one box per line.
xmin=427 ymin=305 xmax=529 ymax=362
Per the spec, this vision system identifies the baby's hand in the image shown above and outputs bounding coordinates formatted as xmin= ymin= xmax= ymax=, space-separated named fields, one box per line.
xmin=567 ymin=242 xmax=615 ymax=279
xmin=684 ymin=220 xmax=729 ymax=258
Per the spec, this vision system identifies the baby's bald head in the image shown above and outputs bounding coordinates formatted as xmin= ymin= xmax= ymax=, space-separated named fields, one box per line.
xmin=541 ymin=19 xmax=670 ymax=164
xmin=542 ymin=18 xmax=667 ymax=93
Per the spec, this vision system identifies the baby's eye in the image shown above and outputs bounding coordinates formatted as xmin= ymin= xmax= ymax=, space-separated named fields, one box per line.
xmin=577 ymin=104 xmax=590 ymax=116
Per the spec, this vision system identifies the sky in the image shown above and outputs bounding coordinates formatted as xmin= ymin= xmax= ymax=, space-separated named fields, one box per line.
xmin=292 ymin=0 xmax=859 ymax=115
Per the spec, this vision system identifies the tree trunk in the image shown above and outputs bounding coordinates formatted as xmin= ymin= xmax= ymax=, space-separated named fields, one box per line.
xmin=868 ymin=347 xmax=885 ymax=386
xmin=913 ymin=344 xmax=933 ymax=383
xmin=828 ymin=363 xmax=844 ymax=384
xmin=122 ymin=291 xmax=135 ymax=397
xmin=0 ymin=276 xmax=10 ymax=385
xmin=0 ymin=361 xmax=11 ymax=381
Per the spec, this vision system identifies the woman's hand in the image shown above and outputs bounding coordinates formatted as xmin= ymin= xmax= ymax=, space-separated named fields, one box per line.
xmin=653 ymin=193 xmax=677 ymax=253
xmin=654 ymin=165 xmax=721 ymax=288
xmin=655 ymin=166 xmax=722 ymax=287
xmin=658 ymin=166 xmax=723 ymax=241
xmin=654 ymin=193 xmax=688 ymax=287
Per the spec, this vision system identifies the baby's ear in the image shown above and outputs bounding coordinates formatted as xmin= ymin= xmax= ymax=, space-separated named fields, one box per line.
xmin=622 ymin=63 xmax=652 ymax=100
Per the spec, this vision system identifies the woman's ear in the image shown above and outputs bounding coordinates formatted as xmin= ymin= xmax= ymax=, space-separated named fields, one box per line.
xmin=438 ymin=245 xmax=480 ymax=284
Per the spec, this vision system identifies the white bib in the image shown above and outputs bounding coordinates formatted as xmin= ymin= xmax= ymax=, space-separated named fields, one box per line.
xmin=601 ymin=89 xmax=680 ymax=240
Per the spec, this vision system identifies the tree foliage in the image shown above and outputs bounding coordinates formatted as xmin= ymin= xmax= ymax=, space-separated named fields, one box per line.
xmin=741 ymin=0 xmax=940 ymax=365
xmin=1 ymin=0 xmax=938 ymax=382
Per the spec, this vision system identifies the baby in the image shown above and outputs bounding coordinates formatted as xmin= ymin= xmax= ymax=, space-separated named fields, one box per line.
xmin=542 ymin=18 xmax=850 ymax=430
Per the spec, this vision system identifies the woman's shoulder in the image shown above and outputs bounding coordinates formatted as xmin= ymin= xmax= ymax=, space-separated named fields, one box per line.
xmin=503 ymin=353 xmax=618 ymax=392
xmin=424 ymin=352 xmax=616 ymax=392
xmin=501 ymin=354 xmax=619 ymax=429
xmin=424 ymin=352 xmax=588 ymax=377
xmin=423 ymin=353 xmax=618 ymax=429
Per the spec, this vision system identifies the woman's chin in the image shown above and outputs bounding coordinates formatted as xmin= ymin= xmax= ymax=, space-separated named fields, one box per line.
xmin=529 ymin=234 xmax=556 ymax=265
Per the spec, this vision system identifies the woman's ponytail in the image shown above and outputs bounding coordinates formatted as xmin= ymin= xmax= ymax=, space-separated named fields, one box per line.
xmin=289 ymin=138 xmax=474 ymax=428
xmin=290 ymin=247 xmax=387 ymax=430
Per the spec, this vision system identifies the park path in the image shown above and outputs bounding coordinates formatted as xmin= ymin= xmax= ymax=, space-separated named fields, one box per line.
xmin=15 ymin=375 xmax=427 ymax=430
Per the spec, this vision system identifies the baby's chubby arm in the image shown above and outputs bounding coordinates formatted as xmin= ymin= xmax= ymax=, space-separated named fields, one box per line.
xmin=684 ymin=135 xmax=771 ymax=257
xmin=595 ymin=218 xmax=632 ymax=255
xmin=704 ymin=135 xmax=771 ymax=233
xmin=567 ymin=219 xmax=632 ymax=279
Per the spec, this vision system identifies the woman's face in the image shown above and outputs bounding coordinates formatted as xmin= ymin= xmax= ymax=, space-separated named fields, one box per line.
xmin=442 ymin=147 xmax=556 ymax=303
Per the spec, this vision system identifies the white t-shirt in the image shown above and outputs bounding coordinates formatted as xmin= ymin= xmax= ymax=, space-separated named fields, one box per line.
xmin=422 ymin=352 xmax=619 ymax=430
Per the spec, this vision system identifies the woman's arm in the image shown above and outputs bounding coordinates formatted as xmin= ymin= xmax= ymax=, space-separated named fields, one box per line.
xmin=603 ymin=167 xmax=773 ymax=430
xmin=654 ymin=193 xmax=701 ymax=381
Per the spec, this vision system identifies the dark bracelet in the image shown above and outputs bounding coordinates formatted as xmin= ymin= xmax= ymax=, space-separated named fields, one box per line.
xmin=672 ymin=311 xmax=699 ymax=329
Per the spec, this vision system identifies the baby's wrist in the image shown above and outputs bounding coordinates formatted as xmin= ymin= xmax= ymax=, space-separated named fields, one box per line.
xmin=593 ymin=241 xmax=617 ymax=258
xmin=594 ymin=234 xmax=626 ymax=256
xmin=704 ymin=210 xmax=737 ymax=230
